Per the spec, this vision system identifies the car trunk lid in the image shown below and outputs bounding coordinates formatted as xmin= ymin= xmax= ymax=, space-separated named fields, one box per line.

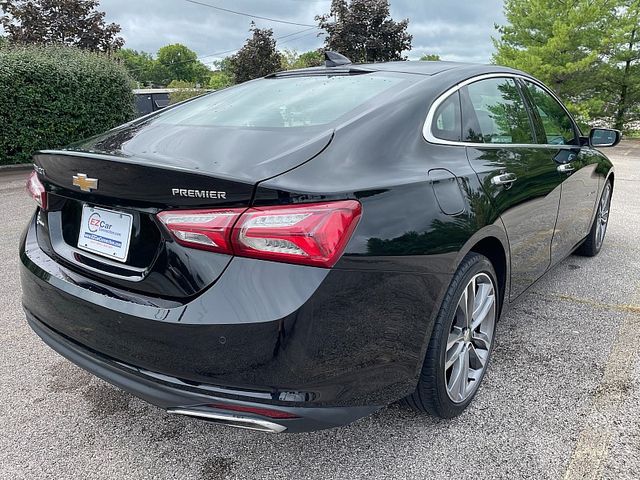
xmin=32 ymin=127 xmax=334 ymax=299
xmin=65 ymin=122 xmax=335 ymax=183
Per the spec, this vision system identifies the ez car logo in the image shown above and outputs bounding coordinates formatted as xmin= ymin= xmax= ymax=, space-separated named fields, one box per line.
xmin=88 ymin=213 xmax=112 ymax=233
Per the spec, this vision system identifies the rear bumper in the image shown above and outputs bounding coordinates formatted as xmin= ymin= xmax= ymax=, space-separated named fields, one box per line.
xmin=26 ymin=312 xmax=377 ymax=433
xmin=20 ymin=212 xmax=452 ymax=429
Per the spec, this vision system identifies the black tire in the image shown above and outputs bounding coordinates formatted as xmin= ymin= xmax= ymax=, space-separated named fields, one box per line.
xmin=576 ymin=180 xmax=612 ymax=257
xmin=406 ymin=253 xmax=499 ymax=418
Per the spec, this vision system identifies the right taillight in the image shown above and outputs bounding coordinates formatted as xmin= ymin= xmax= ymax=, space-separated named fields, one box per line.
xmin=232 ymin=201 xmax=362 ymax=268
xmin=156 ymin=200 xmax=362 ymax=268
xmin=26 ymin=171 xmax=47 ymax=210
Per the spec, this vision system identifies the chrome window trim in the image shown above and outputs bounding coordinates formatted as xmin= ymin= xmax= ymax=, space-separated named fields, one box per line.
xmin=423 ymin=72 xmax=580 ymax=149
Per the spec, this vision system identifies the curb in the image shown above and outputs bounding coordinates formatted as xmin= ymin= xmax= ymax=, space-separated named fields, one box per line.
xmin=0 ymin=163 xmax=32 ymax=172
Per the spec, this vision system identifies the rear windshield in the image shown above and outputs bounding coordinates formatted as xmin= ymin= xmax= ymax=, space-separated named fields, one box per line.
xmin=155 ymin=74 xmax=404 ymax=128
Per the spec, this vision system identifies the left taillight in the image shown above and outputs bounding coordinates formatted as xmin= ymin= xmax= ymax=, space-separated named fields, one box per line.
xmin=26 ymin=171 xmax=47 ymax=210
xmin=156 ymin=200 xmax=362 ymax=268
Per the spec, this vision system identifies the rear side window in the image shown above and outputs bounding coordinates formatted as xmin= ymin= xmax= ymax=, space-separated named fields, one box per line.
xmin=431 ymin=91 xmax=462 ymax=141
xmin=154 ymin=75 xmax=404 ymax=128
xmin=522 ymin=81 xmax=578 ymax=145
xmin=461 ymin=78 xmax=535 ymax=144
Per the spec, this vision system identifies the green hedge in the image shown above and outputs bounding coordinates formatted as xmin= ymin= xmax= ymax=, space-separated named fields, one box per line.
xmin=0 ymin=44 xmax=135 ymax=165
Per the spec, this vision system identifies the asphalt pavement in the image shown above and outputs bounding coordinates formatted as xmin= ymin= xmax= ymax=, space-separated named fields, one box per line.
xmin=0 ymin=143 xmax=638 ymax=479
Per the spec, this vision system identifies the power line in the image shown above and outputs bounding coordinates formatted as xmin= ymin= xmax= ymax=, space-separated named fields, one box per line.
xmin=274 ymin=26 xmax=319 ymax=41
xmin=126 ymin=26 xmax=321 ymax=72
xmin=278 ymin=30 xmax=325 ymax=47
xmin=182 ymin=0 xmax=317 ymax=27
xmin=192 ymin=27 xmax=324 ymax=64
xmin=201 ymin=30 xmax=325 ymax=66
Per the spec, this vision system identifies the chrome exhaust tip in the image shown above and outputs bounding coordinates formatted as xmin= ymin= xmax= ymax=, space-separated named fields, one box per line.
xmin=167 ymin=408 xmax=287 ymax=433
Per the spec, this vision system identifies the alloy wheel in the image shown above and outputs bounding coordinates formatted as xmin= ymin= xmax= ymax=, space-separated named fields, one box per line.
xmin=445 ymin=272 xmax=496 ymax=403
xmin=595 ymin=183 xmax=611 ymax=250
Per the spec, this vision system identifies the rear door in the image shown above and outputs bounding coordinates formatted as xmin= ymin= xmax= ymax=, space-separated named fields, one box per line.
xmin=519 ymin=79 xmax=601 ymax=264
xmin=462 ymin=76 xmax=564 ymax=300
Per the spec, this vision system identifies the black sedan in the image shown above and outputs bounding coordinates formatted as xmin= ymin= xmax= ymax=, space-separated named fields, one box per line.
xmin=20 ymin=54 xmax=618 ymax=433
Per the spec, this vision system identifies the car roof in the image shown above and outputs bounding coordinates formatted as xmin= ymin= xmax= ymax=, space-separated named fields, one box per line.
xmin=276 ymin=61 xmax=525 ymax=80
xmin=357 ymin=60 xmax=475 ymax=75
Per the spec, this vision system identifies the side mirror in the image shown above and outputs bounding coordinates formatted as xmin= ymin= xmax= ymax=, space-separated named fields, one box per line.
xmin=589 ymin=128 xmax=621 ymax=148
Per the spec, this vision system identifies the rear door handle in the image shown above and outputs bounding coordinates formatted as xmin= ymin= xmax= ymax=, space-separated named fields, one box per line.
xmin=557 ymin=163 xmax=575 ymax=173
xmin=491 ymin=173 xmax=517 ymax=187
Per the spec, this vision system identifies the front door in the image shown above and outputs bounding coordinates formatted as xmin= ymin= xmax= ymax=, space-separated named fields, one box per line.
xmin=519 ymin=79 xmax=601 ymax=264
xmin=461 ymin=77 xmax=564 ymax=300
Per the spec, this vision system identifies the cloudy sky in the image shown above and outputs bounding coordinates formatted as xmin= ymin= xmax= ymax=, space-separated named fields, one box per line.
xmin=98 ymin=0 xmax=506 ymax=66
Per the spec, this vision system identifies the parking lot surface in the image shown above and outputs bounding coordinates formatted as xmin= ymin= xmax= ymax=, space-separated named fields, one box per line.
xmin=0 ymin=142 xmax=639 ymax=480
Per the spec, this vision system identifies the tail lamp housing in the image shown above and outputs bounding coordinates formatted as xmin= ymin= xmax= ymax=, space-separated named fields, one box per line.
xmin=26 ymin=171 xmax=47 ymax=210
xmin=157 ymin=200 xmax=362 ymax=268
xmin=157 ymin=209 xmax=244 ymax=253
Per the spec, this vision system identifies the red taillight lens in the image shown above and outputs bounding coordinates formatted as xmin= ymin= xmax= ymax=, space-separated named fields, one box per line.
xmin=232 ymin=201 xmax=362 ymax=267
xmin=26 ymin=171 xmax=47 ymax=210
xmin=208 ymin=403 xmax=299 ymax=419
xmin=157 ymin=208 xmax=245 ymax=254
xmin=156 ymin=200 xmax=361 ymax=267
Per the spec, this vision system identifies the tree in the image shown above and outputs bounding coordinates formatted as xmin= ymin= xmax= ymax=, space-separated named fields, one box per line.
xmin=229 ymin=23 xmax=282 ymax=83
xmin=0 ymin=0 xmax=123 ymax=52
xmin=600 ymin=2 xmax=640 ymax=130
xmin=156 ymin=43 xmax=210 ymax=85
xmin=280 ymin=48 xmax=299 ymax=70
xmin=316 ymin=0 xmax=412 ymax=63
xmin=116 ymin=48 xmax=158 ymax=86
xmin=209 ymin=66 xmax=233 ymax=90
xmin=118 ymin=44 xmax=225 ymax=88
xmin=281 ymin=49 xmax=324 ymax=70
xmin=293 ymin=49 xmax=324 ymax=68
xmin=420 ymin=54 xmax=441 ymax=61
xmin=117 ymin=45 xmax=211 ymax=87
xmin=210 ymin=57 xmax=234 ymax=89
xmin=493 ymin=0 xmax=640 ymax=130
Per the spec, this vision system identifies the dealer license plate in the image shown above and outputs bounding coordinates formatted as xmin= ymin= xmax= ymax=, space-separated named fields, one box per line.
xmin=77 ymin=205 xmax=133 ymax=262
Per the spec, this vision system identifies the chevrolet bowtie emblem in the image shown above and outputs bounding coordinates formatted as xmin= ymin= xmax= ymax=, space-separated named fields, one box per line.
xmin=72 ymin=173 xmax=98 ymax=192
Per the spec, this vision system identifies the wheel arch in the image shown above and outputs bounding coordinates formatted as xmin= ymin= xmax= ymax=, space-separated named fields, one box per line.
xmin=454 ymin=225 xmax=510 ymax=314
xmin=606 ymin=169 xmax=615 ymax=188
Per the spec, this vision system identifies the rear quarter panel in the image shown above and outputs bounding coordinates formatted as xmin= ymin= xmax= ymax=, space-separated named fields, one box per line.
xmin=255 ymin=81 xmax=510 ymax=389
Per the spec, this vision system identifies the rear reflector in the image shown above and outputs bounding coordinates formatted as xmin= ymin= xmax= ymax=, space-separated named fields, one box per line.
xmin=208 ymin=403 xmax=299 ymax=419
xmin=26 ymin=171 xmax=47 ymax=210
xmin=157 ymin=200 xmax=361 ymax=267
